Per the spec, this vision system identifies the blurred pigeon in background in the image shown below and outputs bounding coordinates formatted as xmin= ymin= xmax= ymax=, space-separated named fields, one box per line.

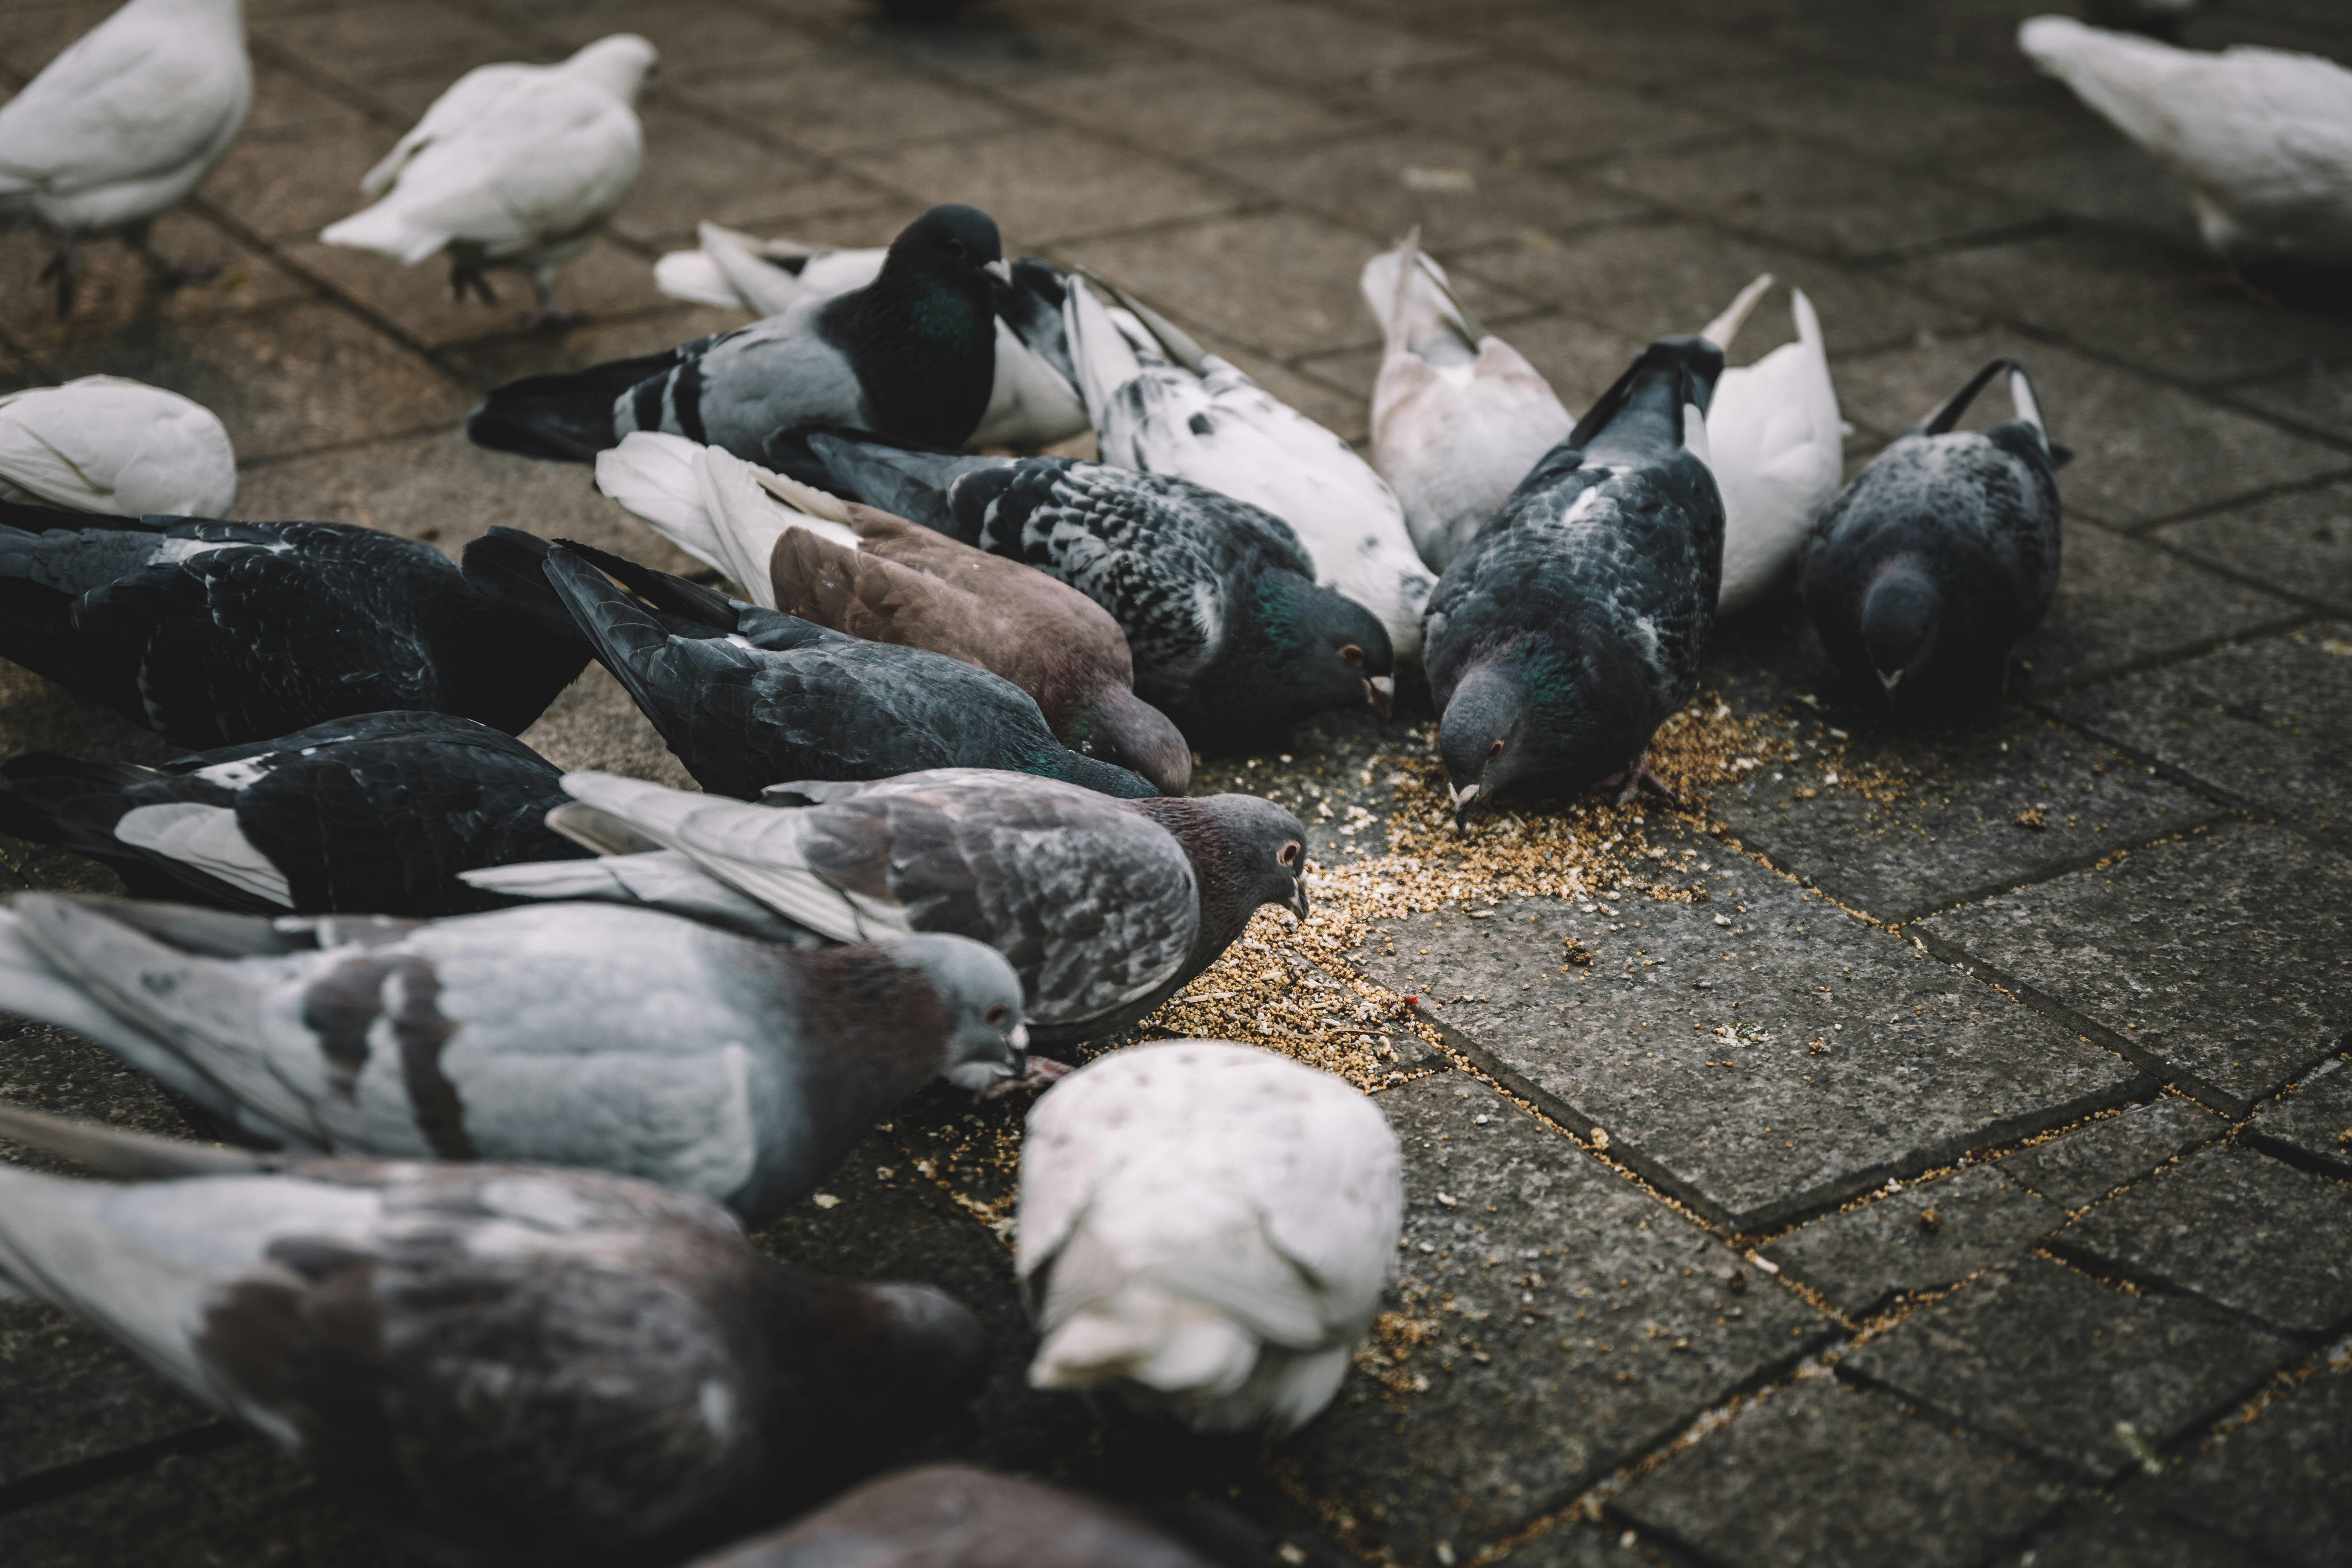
xmin=1696 ymin=275 xmax=1845 ymax=615
xmin=0 ymin=378 xmax=238 ymax=517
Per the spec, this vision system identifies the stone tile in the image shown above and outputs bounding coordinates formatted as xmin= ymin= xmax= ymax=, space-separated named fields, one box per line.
xmin=0 ymin=0 xmax=117 ymax=80
xmin=2229 ymin=360 xmax=2352 ymax=445
xmin=1354 ymin=836 xmax=2146 ymax=1231
xmin=2055 ymin=1144 xmax=2352 ymax=1335
xmin=1596 ymin=136 xmax=2044 ymax=263
xmin=1206 ymin=134 xmax=1650 ymax=258
xmin=1615 ymin=1376 xmax=2068 ymax=1568
xmin=1506 ymin=1519 xmax=1699 ymax=1568
xmin=0 ymin=1298 xmax=215 ymax=1490
xmin=2160 ymin=1363 xmax=2352 ymax=1568
xmin=506 ymin=0 xmax=823 ymax=73
xmin=1462 ymin=219 xmax=1981 ymax=360
xmin=1828 ymin=334 xmax=2352 ymax=526
xmin=255 ymin=0 xmax=541 ymax=83
xmin=38 ymin=303 xmax=470 ymax=462
xmin=847 ymin=126 xmax=1240 ymax=247
xmin=279 ymin=236 xmax=671 ymax=349
xmin=1285 ymin=1074 xmax=1829 ymax=1564
xmin=2001 ymin=1098 xmax=2230 ymax=1210
xmin=1762 ymin=1163 xmax=2064 ymax=1318
xmin=1842 ymin=1258 xmax=2296 ymax=1483
xmin=1698 ymin=69 xmax=2096 ymax=168
xmin=2002 ymin=1505 xmax=2267 ymax=1568
xmin=1765 ymin=6 xmax=2050 ymax=96
xmin=1003 ymin=55 xmax=1384 ymax=158
xmin=2246 ymin=1054 xmax=2352 ymax=1180
xmin=0 ymin=214 xmax=307 ymax=356
xmin=1474 ymin=8 xmax=1791 ymax=89
xmin=1132 ymin=0 xmax=1480 ymax=86
xmin=2155 ymin=482 xmax=2352 ymax=618
xmin=244 ymin=62 xmax=378 ymax=139
xmin=1895 ymin=227 xmax=2352 ymax=386
xmin=2045 ymin=624 xmax=2352 ymax=849
xmin=435 ymin=301 xmax=748 ymax=392
xmin=518 ymin=661 xmax=701 ymax=791
xmin=198 ymin=124 xmax=392 ymax=244
xmin=606 ymin=107 xmax=888 ymax=248
xmin=1920 ymin=824 xmax=2352 ymax=1115
xmin=1964 ymin=139 xmax=2205 ymax=255
xmin=695 ymin=55 xmax=1025 ymax=156
xmin=2015 ymin=523 xmax=2306 ymax=694
xmin=1062 ymin=210 xmax=1524 ymax=362
xmin=1356 ymin=59 xmax=1735 ymax=168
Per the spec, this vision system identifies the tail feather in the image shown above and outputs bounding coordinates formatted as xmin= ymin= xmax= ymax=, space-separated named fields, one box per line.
xmin=1063 ymin=276 xmax=1147 ymax=428
xmin=595 ymin=432 xmax=729 ymax=570
xmin=1031 ymin=1287 xmax=1260 ymax=1400
xmin=318 ymin=203 xmax=448 ymax=266
xmin=0 ymin=1100 xmax=264 ymax=1181
xmin=466 ymin=350 xmax=681 ymax=462
xmin=1700 ymin=273 xmax=1775 ymax=354
xmin=1360 ymin=233 xmax=1480 ymax=367
xmin=797 ymin=433 xmax=991 ymax=540
xmin=550 ymin=538 xmax=740 ymax=632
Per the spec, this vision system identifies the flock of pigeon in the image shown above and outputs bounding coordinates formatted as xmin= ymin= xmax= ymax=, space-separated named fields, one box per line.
xmin=0 ymin=0 xmax=2343 ymax=1562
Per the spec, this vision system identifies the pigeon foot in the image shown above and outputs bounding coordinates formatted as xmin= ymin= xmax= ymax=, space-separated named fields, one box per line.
xmin=36 ymin=240 xmax=78 ymax=317
xmin=1600 ymin=755 xmax=1680 ymax=808
xmin=448 ymin=259 xmax=500 ymax=306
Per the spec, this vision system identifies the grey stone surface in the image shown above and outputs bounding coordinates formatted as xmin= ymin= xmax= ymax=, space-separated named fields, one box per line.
xmin=2001 ymin=1098 xmax=2230 ymax=1210
xmin=2159 ymin=1364 xmax=2352 ymax=1568
xmin=1763 ymin=1163 xmax=2064 ymax=1318
xmin=1919 ymin=824 xmax=2352 ymax=1114
xmin=0 ymin=1302 xmax=215 ymax=1490
xmin=2156 ymin=482 xmax=2352 ymax=618
xmin=0 ymin=1435 xmax=383 ymax=1567
xmin=2246 ymin=1054 xmax=2352 ymax=1178
xmin=2047 ymin=623 xmax=2352 ymax=849
xmin=2016 ymin=523 xmax=2305 ymax=695
xmin=1287 ymin=1073 xmax=1830 ymax=1565
xmin=1508 ymin=1518 xmax=1698 ymax=1568
xmin=1841 ymin=1258 xmax=2296 ymax=1483
xmin=2230 ymin=362 xmax=2352 ymax=445
xmin=1355 ymin=837 xmax=2146 ymax=1231
xmin=1958 ymin=139 xmax=2204 ymax=253
xmin=2054 ymin=1145 xmax=2352 ymax=1336
xmin=2001 ymin=1505 xmax=2266 ymax=1568
xmin=1614 ymin=1376 xmax=2068 ymax=1568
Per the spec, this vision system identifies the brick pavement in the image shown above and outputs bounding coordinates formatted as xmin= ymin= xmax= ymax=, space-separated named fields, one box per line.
xmin=1 ymin=1 xmax=2348 ymax=1565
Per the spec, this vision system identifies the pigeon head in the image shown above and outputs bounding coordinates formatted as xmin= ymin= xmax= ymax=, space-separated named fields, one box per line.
xmin=885 ymin=205 xmax=1011 ymax=303
xmin=1065 ymin=682 xmax=1194 ymax=795
xmin=1129 ymin=792 xmax=1311 ymax=946
xmin=1438 ymin=640 xmax=1605 ymax=824
xmin=565 ymin=33 xmax=659 ymax=101
xmin=1250 ymin=571 xmax=1398 ymax=722
xmin=1859 ymin=566 xmax=1941 ymax=702
xmin=880 ymin=932 xmax=1032 ymax=1092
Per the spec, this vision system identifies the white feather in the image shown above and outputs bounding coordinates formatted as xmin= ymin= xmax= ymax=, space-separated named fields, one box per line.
xmin=1015 ymin=1040 xmax=1402 ymax=1435
xmin=0 ymin=377 xmax=236 ymax=517
xmin=595 ymin=432 xmax=856 ymax=603
xmin=110 ymin=803 xmax=290 ymax=906
xmin=1703 ymin=284 xmax=1845 ymax=615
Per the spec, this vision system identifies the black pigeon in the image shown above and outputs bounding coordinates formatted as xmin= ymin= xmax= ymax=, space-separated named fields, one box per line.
xmin=467 ymin=205 xmax=1007 ymax=463
xmin=468 ymin=768 xmax=1311 ymax=1049
xmin=683 ymin=1465 xmax=1258 ymax=1568
xmin=0 ymin=711 xmax=590 ymax=916
xmin=0 ymin=1102 xmax=990 ymax=1568
xmin=784 ymin=433 xmax=1395 ymax=746
xmin=1423 ymin=336 xmax=1727 ymax=820
xmin=507 ymin=537 xmax=1158 ymax=800
xmin=0 ymin=892 xmax=1038 ymax=1224
xmin=1802 ymin=359 xmax=2064 ymax=711
xmin=0 ymin=503 xmax=589 ymax=748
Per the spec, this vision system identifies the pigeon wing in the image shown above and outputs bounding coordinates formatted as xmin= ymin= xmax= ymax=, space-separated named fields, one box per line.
xmin=0 ymin=20 xmax=245 ymax=195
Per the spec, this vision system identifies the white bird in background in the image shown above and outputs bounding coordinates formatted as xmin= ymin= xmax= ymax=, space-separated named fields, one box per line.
xmin=1359 ymin=231 xmax=1573 ymax=575
xmin=1015 ymin=1040 xmax=1402 ymax=1436
xmin=1698 ymin=274 xmax=1846 ymax=616
xmin=2018 ymin=16 xmax=2352 ymax=275
xmin=0 ymin=0 xmax=252 ymax=317
xmin=321 ymin=35 xmax=657 ymax=325
xmin=1064 ymin=273 xmax=1435 ymax=665
xmin=0 ymin=377 xmax=237 ymax=517
xmin=654 ymin=222 xmax=1090 ymax=451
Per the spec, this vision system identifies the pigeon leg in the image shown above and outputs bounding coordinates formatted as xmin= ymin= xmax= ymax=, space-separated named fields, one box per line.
xmin=36 ymin=236 xmax=78 ymax=317
xmin=1600 ymin=754 xmax=1680 ymax=808
xmin=448 ymin=255 xmax=500 ymax=306
xmin=122 ymin=221 xmax=223 ymax=292
xmin=523 ymin=265 xmax=585 ymax=330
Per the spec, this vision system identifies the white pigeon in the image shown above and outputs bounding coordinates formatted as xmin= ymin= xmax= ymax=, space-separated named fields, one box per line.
xmin=1063 ymin=274 xmax=1436 ymax=666
xmin=1360 ymin=232 xmax=1573 ymax=575
xmin=1015 ymin=1040 xmax=1402 ymax=1436
xmin=653 ymin=222 xmax=1090 ymax=451
xmin=1697 ymin=274 xmax=1846 ymax=616
xmin=2018 ymin=16 xmax=2352 ymax=271
xmin=594 ymin=428 xmax=856 ymax=607
xmin=0 ymin=0 xmax=252 ymax=316
xmin=320 ymin=35 xmax=657 ymax=324
xmin=0 ymin=376 xmax=236 ymax=517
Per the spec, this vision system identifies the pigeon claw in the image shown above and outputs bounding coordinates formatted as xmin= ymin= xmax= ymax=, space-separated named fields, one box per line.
xmin=1603 ymin=756 xmax=1679 ymax=808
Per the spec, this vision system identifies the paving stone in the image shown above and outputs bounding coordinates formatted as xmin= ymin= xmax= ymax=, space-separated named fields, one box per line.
xmin=848 ymin=126 xmax=1240 ymax=247
xmin=1285 ymin=1074 xmax=1830 ymax=1565
xmin=1001 ymin=55 xmax=1384 ymax=158
xmin=255 ymin=0 xmax=540 ymax=83
xmin=2044 ymin=624 xmax=2352 ymax=849
xmin=604 ymin=108 xmax=887 ymax=248
xmin=435 ymin=301 xmax=748 ymax=392
xmin=2155 ymin=482 xmax=2352 ymax=619
xmin=1895 ymin=227 xmax=2352 ymax=387
xmin=1206 ymin=133 xmax=1650 ymax=258
xmin=1473 ymin=7 xmax=1790 ymax=90
xmin=1132 ymin=0 xmax=1480 ymax=87
xmin=279 ymin=235 xmax=671 ymax=350
xmin=1999 ymin=1502 xmax=2267 ymax=1568
xmin=1762 ymin=1163 xmax=2064 ymax=1318
xmin=1354 ymin=835 xmax=2145 ymax=1230
xmin=0 ymin=1299 xmax=215 ymax=1491
xmin=2015 ymin=522 xmax=2305 ymax=695
xmin=2054 ymin=1144 xmax=2352 ymax=1336
xmin=198 ymin=124 xmax=400 ymax=244
xmin=0 ymin=0 xmax=118 ymax=80
xmin=1696 ymin=69 xmax=2094 ymax=168
xmin=1595 ymin=136 xmax=2044 ymax=263
xmin=2245 ymin=1054 xmax=2352 ymax=1179
xmin=504 ymin=0 xmax=824 ymax=75
xmin=243 ymin=63 xmax=378 ymax=140
xmin=1764 ymin=4 xmax=2051 ymax=95
xmin=1962 ymin=138 xmax=2206 ymax=254
xmin=1614 ymin=1375 xmax=2068 ymax=1568
xmin=694 ymin=55 xmax=1026 ymax=156
xmin=0 ymin=214 xmax=307 ymax=358
xmin=2228 ymin=360 xmax=2352 ymax=446
xmin=2159 ymin=1363 xmax=2352 ymax=1568
xmin=1842 ymin=1258 xmax=2295 ymax=1482
xmin=1506 ymin=1518 xmax=1700 ymax=1568
xmin=1827 ymin=334 xmax=2352 ymax=526
xmin=1462 ymin=218 xmax=1982 ymax=360
xmin=1352 ymin=59 xmax=1734 ymax=168
xmin=1920 ymin=824 xmax=2352 ymax=1114
xmin=2001 ymin=1098 xmax=2230 ymax=1210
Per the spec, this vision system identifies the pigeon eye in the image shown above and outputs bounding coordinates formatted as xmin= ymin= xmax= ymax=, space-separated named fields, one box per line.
xmin=947 ymin=239 xmax=968 ymax=260
xmin=1486 ymin=739 xmax=1506 ymax=760
xmin=1339 ymin=644 xmax=1365 ymax=666
xmin=983 ymin=1003 xmax=1009 ymax=1027
xmin=1277 ymin=841 xmax=1301 ymax=868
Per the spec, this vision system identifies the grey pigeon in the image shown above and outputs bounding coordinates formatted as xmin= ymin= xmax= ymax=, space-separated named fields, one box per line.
xmin=1801 ymin=358 xmax=2063 ymax=710
xmin=1423 ymin=336 xmax=1727 ymax=822
xmin=465 ymin=768 xmax=1311 ymax=1049
xmin=466 ymin=205 xmax=1008 ymax=462
xmin=781 ymin=432 xmax=1395 ymax=747
xmin=0 ymin=1102 xmax=989 ymax=1568
xmin=0 ymin=711 xmax=590 ymax=916
xmin=682 ymin=1465 xmax=1257 ymax=1568
xmin=0 ymin=893 xmax=1037 ymax=1225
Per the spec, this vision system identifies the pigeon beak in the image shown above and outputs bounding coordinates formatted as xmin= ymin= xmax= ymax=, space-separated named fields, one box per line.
xmin=1007 ymin=1022 xmax=1030 ymax=1052
xmin=1365 ymin=676 xmax=1394 ymax=720
xmin=983 ymin=259 xmax=1013 ymax=283
xmin=1448 ymin=781 xmax=1478 ymax=832
xmin=1286 ymin=876 xmax=1311 ymax=920
xmin=1876 ymin=668 xmax=1904 ymax=700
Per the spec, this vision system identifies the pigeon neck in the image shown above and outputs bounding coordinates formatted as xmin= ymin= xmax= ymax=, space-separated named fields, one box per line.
xmin=823 ymin=257 xmax=997 ymax=449
xmin=1121 ymin=798 xmax=1260 ymax=965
